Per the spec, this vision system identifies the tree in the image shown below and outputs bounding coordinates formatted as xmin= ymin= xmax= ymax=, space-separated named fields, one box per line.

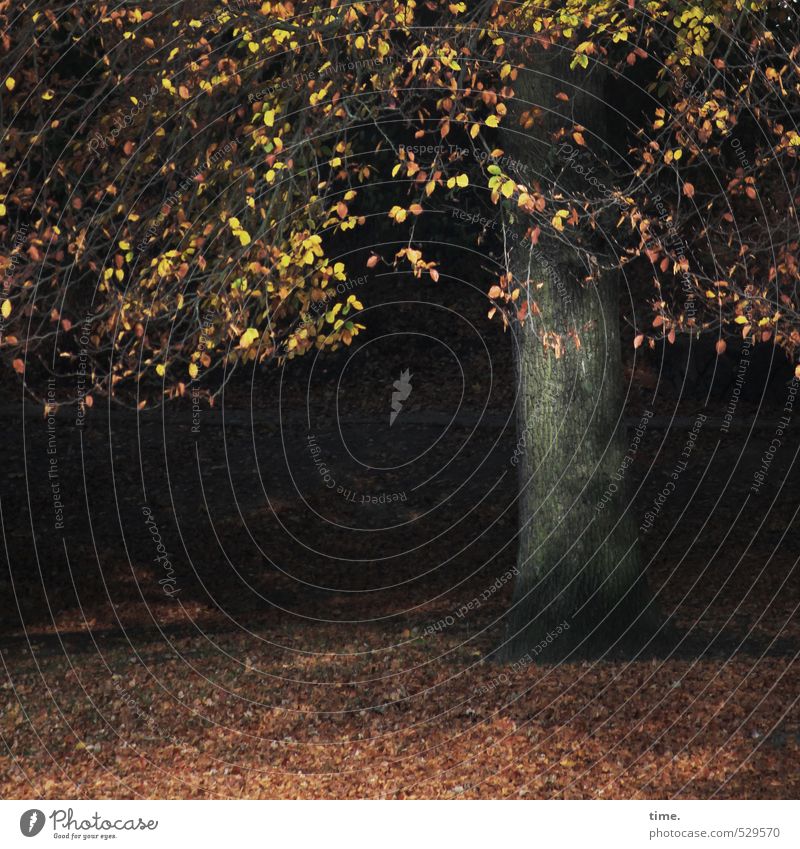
xmin=493 ymin=47 xmax=662 ymax=660
xmin=1 ymin=0 xmax=798 ymax=659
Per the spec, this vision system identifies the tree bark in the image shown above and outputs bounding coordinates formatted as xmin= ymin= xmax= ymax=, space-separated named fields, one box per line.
xmin=498 ymin=46 xmax=660 ymax=662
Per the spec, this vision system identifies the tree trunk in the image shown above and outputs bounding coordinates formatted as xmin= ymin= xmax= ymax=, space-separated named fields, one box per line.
xmin=500 ymin=253 xmax=660 ymax=662
xmin=498 ymin=46 xmax=660 ymax=662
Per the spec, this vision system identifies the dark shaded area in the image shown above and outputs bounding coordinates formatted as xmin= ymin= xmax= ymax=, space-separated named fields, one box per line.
xmin=1 ymin=272 xmax=798 ymax=659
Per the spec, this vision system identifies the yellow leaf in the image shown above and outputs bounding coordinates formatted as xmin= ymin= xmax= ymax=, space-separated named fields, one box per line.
xmin=156 ymin=364 xmax=166 ymax=377
xmin=240 ymin=328 xmax=259 ymax=349
xmin=485 ymin=115 xmax=500 ymax=128
xmin=188 ymin=363 xmax=198 ymax=379
xmin=5 ymin=77 xmax=14 ymax=91
xmin=0 ymin=203 xmax=5 ymax=217
xmin=1 ymin=299 xmax=11 ymax=318
xmin=456 ymin=173 xmax=469 ymax=188
xmin=501 ymin=180 xmax=515 ymax=198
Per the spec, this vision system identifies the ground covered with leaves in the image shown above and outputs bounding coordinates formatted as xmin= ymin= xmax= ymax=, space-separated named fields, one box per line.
xmin=1 ymin=297 xmax=798 ymax=798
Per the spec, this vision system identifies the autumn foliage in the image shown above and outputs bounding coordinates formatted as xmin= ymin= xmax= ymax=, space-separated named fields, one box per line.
xmin=0 ymin=0 xmax=798 ymax=406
